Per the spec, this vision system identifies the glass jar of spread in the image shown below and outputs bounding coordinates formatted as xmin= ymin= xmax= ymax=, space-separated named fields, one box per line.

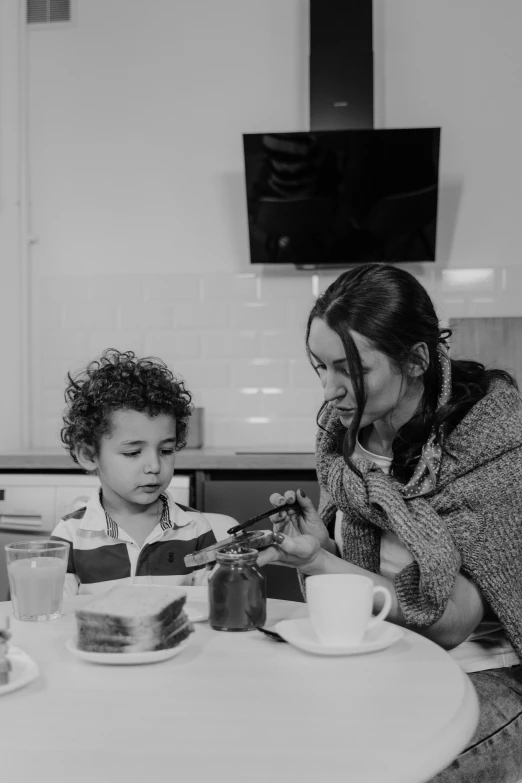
xmin=208 ymin=546 xmax=266 ymax=632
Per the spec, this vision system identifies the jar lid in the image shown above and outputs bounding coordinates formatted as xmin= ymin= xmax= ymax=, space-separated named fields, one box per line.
xmin=215 ymin=547 xmax=259 ymax=565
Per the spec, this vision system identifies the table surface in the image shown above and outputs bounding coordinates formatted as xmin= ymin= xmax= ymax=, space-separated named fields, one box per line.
xmin=0 ymin=589 xmax=479 ymax=783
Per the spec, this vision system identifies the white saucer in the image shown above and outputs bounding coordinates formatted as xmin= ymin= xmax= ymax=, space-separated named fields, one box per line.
xmin=185 ymin=603 xmax=209 ymax=623
xmin=274 ymin=618 xmax=403 ymax=656
xmin=0 ymin=647 xmax=40 ymax=696
xmin=66 ymin=637 xmax=190 ymax=665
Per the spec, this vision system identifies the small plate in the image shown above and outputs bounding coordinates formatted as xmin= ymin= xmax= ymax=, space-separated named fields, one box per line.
xmin=274 ymin=618 xmax=403 ymax=656
xmin=0 ymin=647 xmax=40 ymax=696
xmin=185 ymin=603 xmax=209 ymax=623
xmin=66 ymin=637 xmax=190 ymax=665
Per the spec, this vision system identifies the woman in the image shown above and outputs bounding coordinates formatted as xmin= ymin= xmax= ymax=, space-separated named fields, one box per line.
xmin=258 ymin=263 xmax=522 ymax=782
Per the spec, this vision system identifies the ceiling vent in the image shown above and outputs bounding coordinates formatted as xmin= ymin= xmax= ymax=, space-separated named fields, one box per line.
xmin=27 ymin=0 xmax=71 ymax=25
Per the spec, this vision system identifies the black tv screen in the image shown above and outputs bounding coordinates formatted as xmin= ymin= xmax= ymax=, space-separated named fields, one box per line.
xmin=242 ymin=128 xmax=441 ymax=267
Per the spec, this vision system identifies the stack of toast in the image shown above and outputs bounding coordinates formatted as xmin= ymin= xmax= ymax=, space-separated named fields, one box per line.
xmin=75 ymin=586 xmax=194 ymax=654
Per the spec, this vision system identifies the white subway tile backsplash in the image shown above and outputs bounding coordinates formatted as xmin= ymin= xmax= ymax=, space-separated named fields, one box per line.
xmin=41 ymin=388 xmax=65 ymax=418
xmin=280 ymin=417 xmax=317 ymax=449
xmin=260 ymin=388 xmax=323 ymax=419
xmin=230 ymin=302 xmax=287 ymax=330
xmin=486 ymin=290 xmax=522 ymax=317
xmin=33 ymin=266 xmax=522 ymax=451
xmin=284 ymin=299 xmax=315 ymax=331
xmin=196 ymin=389 xmax=264 ymax=418
xmin=175 ymin=360 xmax=231 ymax=390
xmin=172 ymin=301 xmax=229 ymax=330
xmin=204 ymin=418 xmax=272 ymax=449
xmin=201 ymin=273 xmax=258 ymax=301
xmin=87 ymin=331 xmax=143 ymax=358
xmin=501 ymin=266 xmax=522 ymax=291
xmin=40 ymin=330 xmax=90 ymax=360
xmin=144 ymin=331 xmax=203 ymax=361
xmin=34 ymin=417 xmax=62 ymax=449
xmin=261 ymin=330 xmax=307 ymax=358
xmin=316 ymin=273 xmax=341 ymax=294
xmin=231 ymin=360 xmax=288 ymax=389
xmin=38 ymin=303 xmax=65 ymax=330
xmin=436 ymin=297 xmax=469 ymax=325
xmin=92 ymin=275 xmax=147 ymax=302
xmin=40 ymin=358 xmax=81 ymax=388
xmin=288 ymin=360 xmax=319 ymax=389
xmin=120 ymin=303 xmax=174 ymax=330
xmin=466 ymin=298 xmax=497 ymax=317
xmin=258 ymin=276 xmax=313 ymax=301
xmin=441 ymin=268 xmax=497 ymax=293
xmin=63 ymin=302 xmax=117 ymax=330
xmin=145 ymin=275 xmax=201 ymax=301
xmin=38 ymin=276 xmax=94 ymax=303
xmin=203 ymin=331 xmax=260 ymax=359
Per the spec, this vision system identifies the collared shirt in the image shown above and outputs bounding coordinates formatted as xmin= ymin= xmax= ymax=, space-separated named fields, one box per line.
xmin=51 ymin=489 xmax=216 ymax=596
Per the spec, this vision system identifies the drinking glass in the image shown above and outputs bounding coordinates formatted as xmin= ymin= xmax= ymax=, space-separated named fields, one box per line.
xmin=5 ymin=540 xmax=69 ymax=621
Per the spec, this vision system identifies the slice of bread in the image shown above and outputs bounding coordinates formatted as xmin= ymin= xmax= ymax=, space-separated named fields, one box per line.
xmin=76 ymin=585 xmax=187 ymax=620
xmin=75 ymin=586 xmax=193 ymax=654
xmin=77 ymin=610 xmax=193 ymax=653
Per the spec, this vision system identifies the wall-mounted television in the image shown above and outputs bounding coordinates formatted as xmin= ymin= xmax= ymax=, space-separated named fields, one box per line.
xmin=242 ymin=128 xmax=441 ymax=267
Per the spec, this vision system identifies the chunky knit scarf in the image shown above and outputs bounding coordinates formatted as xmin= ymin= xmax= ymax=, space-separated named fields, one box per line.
xmin=401 ymin=347 xmax=452 ymax=499
xmin=314 ymin=379 xmax=522 ymax=661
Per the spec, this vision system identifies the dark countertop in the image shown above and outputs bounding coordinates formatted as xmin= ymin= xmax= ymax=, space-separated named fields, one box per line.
xmin=0 ymin=448 xmax=317 ymax=472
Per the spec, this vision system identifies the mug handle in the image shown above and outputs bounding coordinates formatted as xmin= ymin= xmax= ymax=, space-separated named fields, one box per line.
xmin=367 ymin=586 xmax=392 ymax=630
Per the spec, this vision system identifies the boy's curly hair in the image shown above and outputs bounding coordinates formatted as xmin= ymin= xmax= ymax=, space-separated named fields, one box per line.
xmin=61 ymin=349 xmax=193 ymax=464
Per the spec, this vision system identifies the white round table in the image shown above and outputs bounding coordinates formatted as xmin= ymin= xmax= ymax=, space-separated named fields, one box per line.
xmin=0 ymin=588 xmax=478 ymax=783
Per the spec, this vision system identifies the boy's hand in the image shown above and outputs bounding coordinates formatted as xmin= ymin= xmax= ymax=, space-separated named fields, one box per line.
xmin=268 ymin=489 xmax=330 ymax=549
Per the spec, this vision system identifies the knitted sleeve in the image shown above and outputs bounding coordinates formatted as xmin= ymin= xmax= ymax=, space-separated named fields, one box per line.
xmin=444 ymin=452 xmax=522 ymax=661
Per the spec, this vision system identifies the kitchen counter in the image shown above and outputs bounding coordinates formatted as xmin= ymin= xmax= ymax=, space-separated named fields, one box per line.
xmin=0 ymin=448 xmax=317 ymax=472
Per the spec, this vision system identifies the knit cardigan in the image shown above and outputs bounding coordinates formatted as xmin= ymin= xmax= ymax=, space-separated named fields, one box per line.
xmin=315 ymin=379 xmax=522 ymax=662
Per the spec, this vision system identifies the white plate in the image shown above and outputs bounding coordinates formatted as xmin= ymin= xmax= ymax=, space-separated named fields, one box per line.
xmin=185 ymin=603 xmax=209 ymax=623
xmin=0 ymin=647 xmax=40 ymax=696
xmin=274 ymin=618 xmax=403 ymax=656
xmin=66 ymin=637 xmax=190 ymax=665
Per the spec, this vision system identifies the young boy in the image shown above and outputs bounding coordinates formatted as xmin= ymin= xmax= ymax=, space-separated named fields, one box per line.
xmin=51 ymin=349 xmax=216 ymax=596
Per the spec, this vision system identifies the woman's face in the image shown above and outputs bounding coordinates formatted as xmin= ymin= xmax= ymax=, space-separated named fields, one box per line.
xmin=308 ymin=317 xmax=412 ymax=430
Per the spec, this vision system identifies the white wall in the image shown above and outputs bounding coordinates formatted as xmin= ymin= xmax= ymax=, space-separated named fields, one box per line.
xmin=379 ymin=0 xmax=522 ymax=268
xmin=0 ymin=0 xmax=25 ymax=450
xmin=28 ymin=0 xmax=309 ymax=275
xmin=5 ymin=0 xmax=522 ymax=450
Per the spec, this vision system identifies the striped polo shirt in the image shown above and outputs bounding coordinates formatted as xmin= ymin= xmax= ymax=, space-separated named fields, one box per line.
xmin=50 ymin=489 xmax=216 ymax=597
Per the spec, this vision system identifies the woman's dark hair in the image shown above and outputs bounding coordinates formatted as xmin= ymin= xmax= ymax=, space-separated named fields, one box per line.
xmin=306 ymin=263 xmax=517 ymax=482
xmin=61 ymin=349 xmax=193 ymax=464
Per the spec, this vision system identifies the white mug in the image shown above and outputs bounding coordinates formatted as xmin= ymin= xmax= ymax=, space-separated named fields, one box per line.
xmin=306 ymin=574 xmax=392 ymax=646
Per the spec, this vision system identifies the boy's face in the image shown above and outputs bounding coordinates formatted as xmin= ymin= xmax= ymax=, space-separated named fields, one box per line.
xmin=82 ymin=409 xmax=177 ymax=510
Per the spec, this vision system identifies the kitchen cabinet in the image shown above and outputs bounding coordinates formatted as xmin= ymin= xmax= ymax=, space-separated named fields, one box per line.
xmin=202 ymin=471 xmax=320 ymax=602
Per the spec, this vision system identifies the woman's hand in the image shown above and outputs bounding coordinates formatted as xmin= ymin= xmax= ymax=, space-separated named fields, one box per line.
xmin=257 ymin=532 xmax=322 ymax=571
xmin=268 ymin=489 xmax=330 ymax=549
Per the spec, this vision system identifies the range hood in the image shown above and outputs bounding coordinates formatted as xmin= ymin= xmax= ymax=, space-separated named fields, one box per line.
xmin=310 ymin=0 xmax=374 ymax=130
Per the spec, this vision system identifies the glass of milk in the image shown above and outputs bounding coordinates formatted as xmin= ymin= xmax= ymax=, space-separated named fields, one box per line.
xmin=5 ymin=541 xmax=69 ymax=621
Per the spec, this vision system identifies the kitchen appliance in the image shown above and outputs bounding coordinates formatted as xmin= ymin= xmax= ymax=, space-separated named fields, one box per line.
xmin=310 ymin=0 xmax=373 ymax=131
xmin=0 ymin=473 xmax=192 ymax=601
xmin=243 ymin=127 xmax=441 ymax=267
